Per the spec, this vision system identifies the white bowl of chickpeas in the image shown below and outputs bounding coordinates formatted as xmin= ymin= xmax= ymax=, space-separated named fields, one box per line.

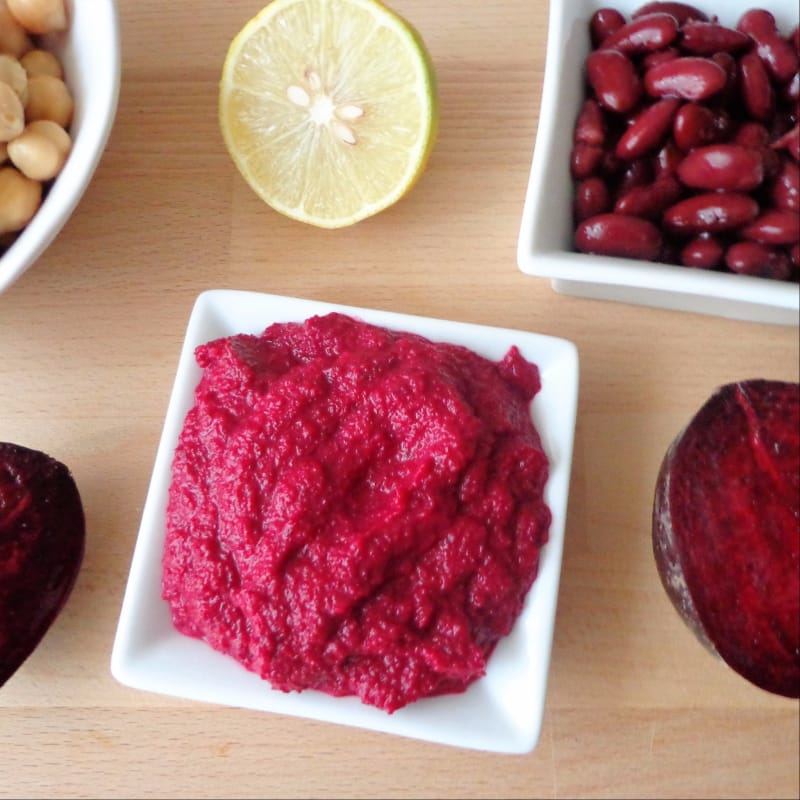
xmin=517 ymin=0 xmax=799 ymax=325
xmin=0 ymin=0 xmax=120 ymax=295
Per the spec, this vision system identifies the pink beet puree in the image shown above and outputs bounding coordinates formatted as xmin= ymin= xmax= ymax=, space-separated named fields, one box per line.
xmin=162 ymin=313 xmax=551 ymax=712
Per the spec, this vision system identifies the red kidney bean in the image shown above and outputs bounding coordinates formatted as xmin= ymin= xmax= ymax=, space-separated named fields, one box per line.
xmin=740 ymin=209 xmax=800 ymax=245
xmin=770 ymin=158 xmax=800 ymax=211
xmin=614 ymin=175 xmax=682 ymax=219
xmin=737 ymin=10 xmax=776 ymax=38
xmin=680 ymin=234 xmax=724 ymax=268
xmin=575 ymin=214 xmax=663 ymax=260
xmin=616 ymin=98 xmax=680 ymax=159
xmin=642 ymin=47 xmax=680 ymax=70
xmin=570 ymin=142 xmax=604 ymax=179
xmin=739 ymin=51 xmax=775 ymax=122
xmin=586 ymin=49 xmax=642 ymax=113
xmin=632 ymin=2 xmax=707 ymax=24
xmin=755 ymin=37 xmax=799 ymax=85
xmin=570 ymin=5 xmax=798 ymax=279
xmin=644 ymin=57 xmax=727 ymax=101
xmin=574 ymin=177 xmax=611 ymax=221
xmin=790 ymin=243 xmax=800 ymax=270
xmin=680 ymin=22 xmax=751 ymax=55
xmin=710 ymin=51 xmax=739 ymax=103
xmin=617 ymin=158 xmax=653 ymax=194
xmin=738 ymin=10 xmax=799 ymax=83
xmin=590 ymin=8 xmax=626 ymax=48
xmin=710 ymin=50 xmax=737 ymax=74
xmin=785 ymin=72 xmax=800 ymax=103
xmin=574 ymin=99 xmax=607 ymax=146
xmin=733 ymin=121 xmax=770 ymax=149
xmin=664 ymin=192 xmax=759 ymax=234
xmin=673 ymin=103 xmax=722 ymax=150
xmin=772 ymin=124 xmax=800 ymax=161
xmin=725 ymin=241 xmax=792 ymax=279
xmin=599 ymin=12 xmax=679 ymax=54
xmin=733 ymin=123 xmax=782 ymax=186
xmin=654 ymin=140 xmax=683 ymax=177
xmin=677 ymin=144 xmax=764 ymax=192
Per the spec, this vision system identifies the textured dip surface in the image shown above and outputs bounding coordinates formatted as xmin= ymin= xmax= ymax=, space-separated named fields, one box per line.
xmin=162 ymin=313 xmax=551 ymax=711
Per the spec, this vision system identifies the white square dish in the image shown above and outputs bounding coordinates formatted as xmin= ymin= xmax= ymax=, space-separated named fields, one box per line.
xmin=110 ymin=290 xmax=579 ymax=754
xmin=516 ymin=0 xmax=800 ymax=325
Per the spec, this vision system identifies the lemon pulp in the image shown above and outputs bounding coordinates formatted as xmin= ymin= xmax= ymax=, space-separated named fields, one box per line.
xmin=219 ymin=0 xmax=438 ymax=228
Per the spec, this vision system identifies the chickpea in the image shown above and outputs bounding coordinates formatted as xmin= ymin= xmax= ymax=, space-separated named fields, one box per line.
xmin=8 ymin=119 xmax=70 ymax=181
xmin=0 ymin=1 xmax=32 ymax=58
xmin=0 ymin=165 xmax=41 ymax=234
xmin=0 ymin=0 xmax=72 ymax=243
xmin=24 ymin=73 xmax=72 ymax=128
xmin=0 ymin=80 xmax=25 ymax=141
xmin=0 ymin=54 xmax=27 ymax=103
xmin=6 ymin=0 xmax=67 ymax=35
xmin=25 ymin=118 xmax=69 ymax=151
xmin=20 ymin=48 xmax=62 ymax=79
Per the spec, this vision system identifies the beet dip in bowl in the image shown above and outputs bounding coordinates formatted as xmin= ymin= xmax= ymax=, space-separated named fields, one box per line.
xmin=111 ymin=290 xmax=579 ymax=754
xmin=517 ymin=0 xmax=800 ymax=324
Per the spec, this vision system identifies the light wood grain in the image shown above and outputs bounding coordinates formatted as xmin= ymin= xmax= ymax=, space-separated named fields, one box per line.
xmin=1 ymin=1 xmax=798 ymax=798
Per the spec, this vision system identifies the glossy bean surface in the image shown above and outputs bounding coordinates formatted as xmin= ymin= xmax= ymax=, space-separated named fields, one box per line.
xmin=571 ymin=142 xmax=604 ymax=179
xmin=599 ymin=13 xmax=679 ymax=54
xmin=575 ymin=213 xmax=663 ymax=260
xmin=574 ymin=99 xmax=606 ymax=145
xmin=673 ymin=103 xmax=725 ymax=150
xmin=740 ymin=209 xmax=800 ymax=245
xmin=677 ymin=144 xmax=764 ymax=192
xmin=739 ymin=51 xmax=774 ymax=122
xmin=616 ymin=98 xmax=680 ymax=159
xmin=570 ymin=3 xmax=800 ymax=280
xmin=586 ymin=49 xmax=642 ymax=113
xmin=680 ymin=22 xmax=751 ymax=55
xmin=614 ymin=176 xmax=681 ymax=219
xmin=644 ymin=57 xmax=727 ymax=101
xmin=632 ymin=2 xmax=707 ymax=24
xmin=770 ymin=159 xmax=799 ymax=211
xmin=680 ymin=234 xmax=724 ymax=268
xmin=725 ymin=241 xmax=792 ymax=279
xmin=590 ymin=8 xmax=626 ymax=48
xmin=574 ymin=177 xmax=611 ymax=221
xmin=664 ymin=192 xmax=759 ymax=234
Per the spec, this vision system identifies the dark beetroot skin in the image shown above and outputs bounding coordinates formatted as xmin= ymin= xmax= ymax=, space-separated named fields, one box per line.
xmin=652 ymin=380 xmax=800 ymax=698
xmin=0 ymin=443 xmax=85 ymax=687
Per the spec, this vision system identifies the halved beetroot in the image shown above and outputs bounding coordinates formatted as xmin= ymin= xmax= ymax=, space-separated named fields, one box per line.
xmin=652 ymin=380 xmax=800 ymax=698
xmin=0 ymin=442 xmax=85 ymax=687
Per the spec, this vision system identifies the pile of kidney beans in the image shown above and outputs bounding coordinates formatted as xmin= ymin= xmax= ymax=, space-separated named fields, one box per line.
xmin=571 ymin=2 xmax=799 ymax=281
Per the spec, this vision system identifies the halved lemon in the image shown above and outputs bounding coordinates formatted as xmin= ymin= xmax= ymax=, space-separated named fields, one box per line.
xmin=219 ymin=0 xmax=438 ymax=228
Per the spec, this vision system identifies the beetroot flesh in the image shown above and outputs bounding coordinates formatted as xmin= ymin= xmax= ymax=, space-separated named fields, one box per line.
xmin=0 ymin=442 xmax=85 ymax=687
xmin=653 ymin=380 xmax=800 ymax=698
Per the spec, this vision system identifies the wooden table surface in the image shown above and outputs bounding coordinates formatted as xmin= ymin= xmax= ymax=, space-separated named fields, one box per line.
xmin=1 ymin=1 xmax=798 ymax=798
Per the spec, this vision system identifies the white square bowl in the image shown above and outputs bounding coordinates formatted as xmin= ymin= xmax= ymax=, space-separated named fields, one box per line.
xmin=517 ymin=0 xmax=800 ymax=325
xmin=111 ymin=290 xmax=579 ymax=754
